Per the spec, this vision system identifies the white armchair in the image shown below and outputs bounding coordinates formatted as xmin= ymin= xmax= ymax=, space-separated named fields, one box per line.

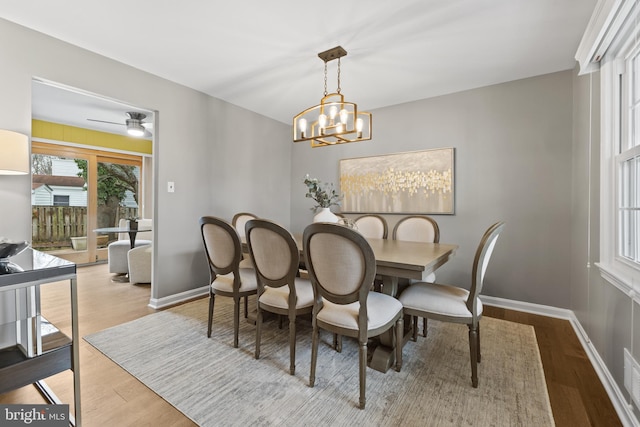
xmin=108 ymin=218 xmax=152 ymax=274
xmin=128 ymin=244 xmax=152 ymax=284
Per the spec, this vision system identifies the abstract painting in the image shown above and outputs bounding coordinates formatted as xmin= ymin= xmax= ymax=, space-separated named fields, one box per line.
xmin=339 ymin=148 xmax=455 ymax=214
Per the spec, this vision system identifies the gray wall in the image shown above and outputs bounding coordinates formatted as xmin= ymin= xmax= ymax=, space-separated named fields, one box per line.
xmin=291 ymin=71 xmax=574 ymax=308
xmin=0 ymin=18 xmax=291 ymax=301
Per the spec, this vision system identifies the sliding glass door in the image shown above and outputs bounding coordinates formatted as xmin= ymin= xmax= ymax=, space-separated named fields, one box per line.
xmin=31 ymin=142 xmax=143 ymax=264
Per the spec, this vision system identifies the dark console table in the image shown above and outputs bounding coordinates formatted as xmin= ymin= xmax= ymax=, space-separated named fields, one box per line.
xmin=0 ymin=249 xmax=81 ymax=426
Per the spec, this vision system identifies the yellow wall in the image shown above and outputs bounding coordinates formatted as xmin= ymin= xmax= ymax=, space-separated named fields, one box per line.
xmin=32 ymin=119 xmax=152 ymax=155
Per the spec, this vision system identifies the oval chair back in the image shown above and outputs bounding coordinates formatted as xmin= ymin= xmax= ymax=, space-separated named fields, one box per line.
xmin=353 ymin=214 xmax=388 ymax=239
xmin=232 ymin=212 xmax=258 ymax=241
xmin=392 ymin=215 xmax=439 ymax=243
xmin=467 ymin=221 xmax=505 ymax=315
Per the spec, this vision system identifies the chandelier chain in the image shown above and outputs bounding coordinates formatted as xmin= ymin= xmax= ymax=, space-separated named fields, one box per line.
xmin=323 ymin=61 xmax=328 ymax=96
xmin=337 ymin=57 xmax=341 ymax=94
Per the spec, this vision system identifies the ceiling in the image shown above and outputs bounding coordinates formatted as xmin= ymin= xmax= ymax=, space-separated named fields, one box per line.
xmin=1 ymin=0 xmax=596 ymax=135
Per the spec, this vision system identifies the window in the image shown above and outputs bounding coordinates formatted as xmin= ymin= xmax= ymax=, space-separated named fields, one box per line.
xmin=53 ymin=195 xmax=70 ymax=206
xmin=577 ymin=0 xmax=640 ymax=287
xmin=618 ymin=47 xmax=640 ymax=265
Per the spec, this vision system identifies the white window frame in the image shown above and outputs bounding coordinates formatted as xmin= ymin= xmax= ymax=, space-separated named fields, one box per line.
xmin=577 ymin=0 xmax=640 ymax=294
xmin=617 ymin=45 xmax=640 ymax=265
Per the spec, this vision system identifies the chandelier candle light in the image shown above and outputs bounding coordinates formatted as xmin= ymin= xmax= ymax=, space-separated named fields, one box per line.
xmin=293 ymin=46 xmax=372 ymax=147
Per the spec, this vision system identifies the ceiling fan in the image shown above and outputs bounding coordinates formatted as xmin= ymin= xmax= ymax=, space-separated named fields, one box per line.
xmin=87 ymin=111 xmax=152 ymax=138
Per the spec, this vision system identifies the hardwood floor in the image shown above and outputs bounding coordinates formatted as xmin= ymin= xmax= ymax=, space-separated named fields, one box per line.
xmin=0 ymin=263 xmax=623 ymax=426
xmin=483 ymin=306 xmax=622 ymax=427
xmin=0 ymin=263 xmax=196 ymax=427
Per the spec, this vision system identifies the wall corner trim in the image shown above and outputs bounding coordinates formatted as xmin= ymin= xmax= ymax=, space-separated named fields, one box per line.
xmin=482 ymin=295 xmax=639 ymax=427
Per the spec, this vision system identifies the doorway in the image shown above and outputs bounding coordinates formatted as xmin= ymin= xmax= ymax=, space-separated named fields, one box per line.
xmin=31 ymin=79 xmax=154 ymax=268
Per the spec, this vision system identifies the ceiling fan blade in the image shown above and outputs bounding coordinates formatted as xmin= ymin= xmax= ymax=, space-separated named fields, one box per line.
xmin=87 ymin=118 xmax=124 ymax=126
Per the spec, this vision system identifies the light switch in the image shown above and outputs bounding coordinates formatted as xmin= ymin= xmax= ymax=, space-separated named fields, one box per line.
xmin=168 ymin=181 xmax=175 ymax=193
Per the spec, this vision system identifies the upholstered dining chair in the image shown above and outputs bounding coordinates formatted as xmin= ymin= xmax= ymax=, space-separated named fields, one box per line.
xmin=232 ymin=212 xmax=258 ymax=242
xmin=245 ymin=219 xmax=314 ymax=375
xmin=232 ymin=212 xmax=258 ymax=269
xmin=353 ymin=214 xmax=388 ymax=239
xmin=392 ymin=215 xmax=440 ymax=337
xmin=398 ymin=221 xmax=505 ymax=388
xmin=303 ymin=223 xmax=403 ymax=409
xmin=199 ymin=216 xmax=258 ymax=348
xmin=392 ymin=215 xmax=440 ymax=244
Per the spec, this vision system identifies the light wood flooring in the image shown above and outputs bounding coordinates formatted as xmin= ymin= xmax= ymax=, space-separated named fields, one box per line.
xmin=0 ymin=263 xmax=623 ymax=426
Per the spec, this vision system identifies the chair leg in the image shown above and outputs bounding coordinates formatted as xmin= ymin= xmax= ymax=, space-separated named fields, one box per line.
xmin=477 ymin=322 xmax=481 ymax=363
xmin=412 ymin=316 xmax=418 ymax=342
xmin=358 ymin=339 xmax=367 ymax=409
xmin=233 ymin=296 xmax=240 ymax=348
xmin=310 ymin=325 xmax=319 ymax=387
xmin=255 ymin=307 xmax=262 ymax=359
xmin=289 ymin=314 xmax=296 ymax=375
xmin=244 ymin=295 xmax=249 ymax=318
xmin=395 ymin=317 xmax=403 ymax=372
xmin=207 ymin=294 xmax=215 ymax=338
xmin=468 ymin=324 xmax=479 ymax=388
xmin=423 ymin=317 xmax=428 ymax=337
xmin=333 ymin=334 xmax=342 ymax=353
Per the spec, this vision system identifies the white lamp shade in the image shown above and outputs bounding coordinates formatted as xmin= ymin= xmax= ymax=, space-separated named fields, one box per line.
xmin=0 ymin=130 xmax=29 ymax=175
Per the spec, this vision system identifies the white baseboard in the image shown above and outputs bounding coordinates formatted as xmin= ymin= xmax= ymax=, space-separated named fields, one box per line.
xmin=148 ymin=286 xmax=209 ymax=309
xmin=482 ymin=295 xmax=639 ymax=427
xmin=481 ymin=295 xmax=574 ymax=320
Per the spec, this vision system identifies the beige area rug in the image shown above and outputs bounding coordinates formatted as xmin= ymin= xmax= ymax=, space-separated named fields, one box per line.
xmin=84 ymin=297 xmax=554 ymax=427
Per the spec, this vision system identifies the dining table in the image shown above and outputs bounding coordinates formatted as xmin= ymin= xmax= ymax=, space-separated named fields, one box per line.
xmin=244 ymin=235 xmax=458 ymax=294
xmin=94 ymin=225 xmax=153 ymax=249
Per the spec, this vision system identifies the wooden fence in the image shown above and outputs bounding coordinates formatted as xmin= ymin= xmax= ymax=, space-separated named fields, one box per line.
xmin=32 ymin=206 xmax=138 ymax=248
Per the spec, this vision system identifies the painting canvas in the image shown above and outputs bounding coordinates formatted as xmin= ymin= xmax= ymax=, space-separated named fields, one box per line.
xmin=339 ymin=148 xmax=455 ymax=214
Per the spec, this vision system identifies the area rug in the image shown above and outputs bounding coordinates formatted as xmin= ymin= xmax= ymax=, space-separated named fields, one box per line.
xmin=84 ymin=297 xmax=554 ymax=426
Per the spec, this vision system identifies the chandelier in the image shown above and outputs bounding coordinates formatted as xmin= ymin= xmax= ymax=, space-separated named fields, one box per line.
xmin=293 ymin=46 xmax=372 ymax=147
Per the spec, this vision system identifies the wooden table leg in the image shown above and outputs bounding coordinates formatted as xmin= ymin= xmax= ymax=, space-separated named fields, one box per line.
xmin=369 ymin=275 xmax=407 ymax=373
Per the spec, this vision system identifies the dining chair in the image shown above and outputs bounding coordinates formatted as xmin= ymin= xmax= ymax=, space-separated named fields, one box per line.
xmin=303 ymin=222 xmax=403 ymax=409
xmin=232 ymin=212 xmax=258 ymax=268
xmin=199 ymin=216 xmax=258 ymax=348
xmin=392 ymin=215 xmax=440 ymax=243
xmin=392 ymin=215 xmax=440 ymax=337
xmin=232 ymin=212 xmax=258 ymax=241
xmin=398 ymin=221 xmax=505 ymax=387
xmin=353 ymin=214 xmax=388 ymax=239
xmin=245 ymin=219 xmax=314 ymax=375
